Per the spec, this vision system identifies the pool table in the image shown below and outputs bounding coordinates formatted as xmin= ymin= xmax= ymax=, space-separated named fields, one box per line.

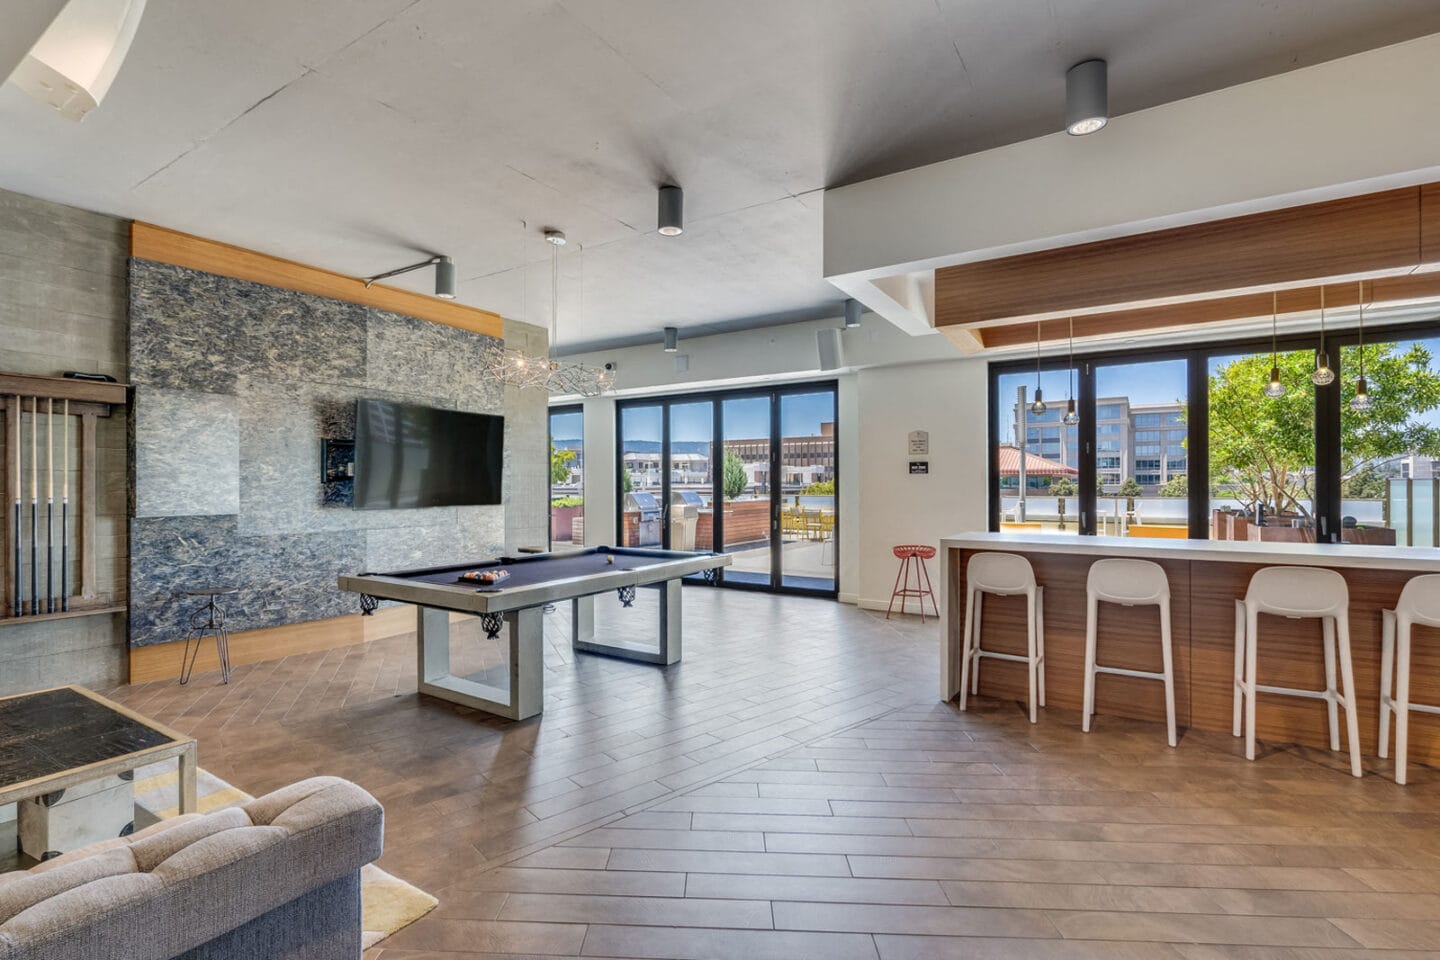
xmin=338 ymin=547 xmax=731 ymax=720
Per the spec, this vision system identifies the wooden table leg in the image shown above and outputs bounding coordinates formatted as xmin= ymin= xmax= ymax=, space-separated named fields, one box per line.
xmin=178 ymin=742 xmax=198 ymax=814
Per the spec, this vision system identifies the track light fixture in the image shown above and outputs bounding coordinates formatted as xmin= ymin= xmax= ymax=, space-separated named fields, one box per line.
xmin=1264 ymin=291 xmax=1286 ymax=399
xmin=663 ymin=327 xmax=678 ymax=352
xmin=362 ymin=255 xmax=456 ymax=299
xmin=658 ymin=185 xmax=684 ymax=236
xmin=1065 ymin=59 xmax=1108 ymax=136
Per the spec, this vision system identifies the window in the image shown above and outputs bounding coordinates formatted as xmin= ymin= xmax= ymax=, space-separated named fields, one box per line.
xmin=1135 ymin=430 xmax=1161 ymax=442
xmin=549 ymin=406 xmax=584 ymax=548
xmin=1098 ymin=404 xmax=1125 ymax=420
xmin=993 ymin=364 xmax=1081 ymax=534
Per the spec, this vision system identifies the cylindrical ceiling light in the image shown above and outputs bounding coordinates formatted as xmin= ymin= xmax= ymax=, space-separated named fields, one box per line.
xmin=658 ymin=185 xmax=684 ymax=236
xmin=434 ymin=256 xmax=455 ymax=299
xmin=8 ymin=0 xmax=149 ymax=121
xmin=844 ymin=299 xmax=862 ymax=329
xmin=1065 ymin=59 xmax=1108 ymax=136
xmin=663 ymin=327 xmax=678 ymax=352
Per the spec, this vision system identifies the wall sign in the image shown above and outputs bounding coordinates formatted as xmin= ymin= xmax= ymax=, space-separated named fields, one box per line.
xmin=909 ymin=461 xmax=929 ymax=475
xmin=908 ymin=430 xmax=929 ymax=456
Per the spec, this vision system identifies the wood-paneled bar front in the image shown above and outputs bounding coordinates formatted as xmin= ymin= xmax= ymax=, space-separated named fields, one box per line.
xmin=940 ymin=532 xmax=1440 ymax=770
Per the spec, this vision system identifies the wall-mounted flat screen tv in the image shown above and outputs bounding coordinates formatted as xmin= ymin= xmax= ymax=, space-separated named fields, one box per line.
xmin=353 ymin=400 xmax=504 ymax=509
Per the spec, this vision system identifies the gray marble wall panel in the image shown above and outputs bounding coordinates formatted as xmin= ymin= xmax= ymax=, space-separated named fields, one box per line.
xmin=128 ymin=261 xmax=543 ymax=647
xmin=133 ymin=387 xmax=240 ymax=517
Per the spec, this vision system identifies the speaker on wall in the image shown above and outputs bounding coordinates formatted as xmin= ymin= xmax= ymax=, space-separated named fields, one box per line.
xmin=817 ymin=327 xmax=844 ymax=371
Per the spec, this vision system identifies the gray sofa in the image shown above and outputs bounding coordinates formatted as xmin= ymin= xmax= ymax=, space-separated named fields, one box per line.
xmin=0 ymin=777 xmax=383 ymax=960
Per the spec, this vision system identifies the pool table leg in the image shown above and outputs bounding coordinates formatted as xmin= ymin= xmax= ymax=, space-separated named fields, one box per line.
xmin=570 ymin=579 xmax=683 ymax=666
xmin=415 ymin=605 xmax=544 ymax=720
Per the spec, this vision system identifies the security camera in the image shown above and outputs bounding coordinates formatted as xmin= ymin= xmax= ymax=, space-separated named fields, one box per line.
xmin=604 ymin=361 xmax=617 ymax=371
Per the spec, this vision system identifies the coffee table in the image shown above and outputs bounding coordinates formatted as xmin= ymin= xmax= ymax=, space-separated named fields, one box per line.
xmin=0 ymin=685 xmax=197 ymax=815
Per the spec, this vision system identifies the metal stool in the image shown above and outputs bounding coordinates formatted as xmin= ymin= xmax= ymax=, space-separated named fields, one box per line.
xmin=1083 ymin=558 xmax=1176 ymax=746
xmin=959 ymin=552 xmax=1045 ymax=723
xmin=1233 ymin=566 xmax=1361 ymax=777
xmin=179 ymin=586 xmax=239 ymax=685
xmin=1379 ymin=574 xmax=1440 ymax=785
xmin=886 ymin=544 xmax=938 ymax=621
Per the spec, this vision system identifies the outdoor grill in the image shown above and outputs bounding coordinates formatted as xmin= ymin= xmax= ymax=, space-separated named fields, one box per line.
xmin=625 ymin=491 xmax=663 ymax=546
xmin=669 ymin=491 xmax=704 ymax=550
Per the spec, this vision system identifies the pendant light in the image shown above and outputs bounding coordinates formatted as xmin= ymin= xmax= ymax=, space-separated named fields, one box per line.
xmin=1351 ymin=280 xmax=1373 ymax=411
xmin=1264 ymin=291 xmax=1286 ymax=399
xmin=1029 ymin=322 xmax=1047 ymax=415
xmin=1312 ymin=286 xmax=1335 ymax=387
xmin=1063 ymin=317 xmax=1079 ymax=425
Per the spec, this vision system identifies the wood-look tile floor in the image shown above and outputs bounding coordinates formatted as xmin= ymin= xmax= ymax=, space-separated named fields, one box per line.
xmin=106 ymin=589 xmax=1440 ymax=959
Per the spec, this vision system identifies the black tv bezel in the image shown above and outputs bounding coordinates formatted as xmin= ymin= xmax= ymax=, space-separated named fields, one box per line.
xmin=352 ymin=399 xmax=504 ymax=510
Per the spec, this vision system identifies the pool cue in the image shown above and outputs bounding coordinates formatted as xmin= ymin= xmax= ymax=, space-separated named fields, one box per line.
xmin=10 ymin=395 xmax=19 ymax=617
xmin=61 ymin=400 xmax=68 ymax=612
xmin=46 ymin=399 xmax=53 ymax=613
xmin=29 ymin=397 xmax=38 ymax=616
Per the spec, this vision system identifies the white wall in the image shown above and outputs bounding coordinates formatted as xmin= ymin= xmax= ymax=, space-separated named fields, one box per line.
xmin=853 ymin=359 xmax=988 ymax=610
xmin=580 ymin=395 xmax=616 ymax=547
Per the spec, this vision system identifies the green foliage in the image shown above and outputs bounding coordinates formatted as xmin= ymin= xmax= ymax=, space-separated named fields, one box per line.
xmin=1209 ymin=344 xmax=1440 ymax=516
xmin=1117 ymin=477 xmax=1143 ymax=497
xmin=1158 ymin=474 xmax=1188 ymax=498
xmin=722 ymin=450 xmax=748 ymax=500
xmin=1341 ymin=464 xmax=1388 ymax=500
xmin=621 ymin=469 xmax=634 ymax=494
xmin=550 ymin=444 xmax=577 ymax=485
xmin=802 ymin=479 xmax=836 ymax=496
xmin=550 ymin=495 xmax=584 ymax=508
xmin=1048 ymin=477 xmax=1077 ymax=497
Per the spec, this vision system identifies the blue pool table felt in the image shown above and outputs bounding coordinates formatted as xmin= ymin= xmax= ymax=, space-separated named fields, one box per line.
xmin=383 ymin=547 xmax=703 ymax=591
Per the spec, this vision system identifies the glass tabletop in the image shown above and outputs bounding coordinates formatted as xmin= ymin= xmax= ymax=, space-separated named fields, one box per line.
xmin=0 ymin=688 xmax=179 ymax=789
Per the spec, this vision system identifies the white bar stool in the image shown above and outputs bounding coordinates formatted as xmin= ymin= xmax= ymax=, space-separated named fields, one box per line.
xmin=959 ymin=552 xmax=1045 ymax=723
xmin=1232 ymin=566 xmax=1362 ymax=778
xmin=1083 ymin=559 xmax=1176 ymax=747
xmin=1379 ymin=574 xmax=1440 ymax=785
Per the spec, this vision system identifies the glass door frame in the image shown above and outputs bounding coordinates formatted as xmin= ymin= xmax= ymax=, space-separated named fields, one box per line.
xmin=614 ymin=380 xmax=839 ymax=598
xmin=983 ymin=320 xmax=1431 ymax=540
xmin=548 ymin=402 xmax=583 ymax=550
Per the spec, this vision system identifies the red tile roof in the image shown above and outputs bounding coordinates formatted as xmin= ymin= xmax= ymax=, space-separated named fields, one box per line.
xmin=996 ymin=445 xmax=1078 ymax=478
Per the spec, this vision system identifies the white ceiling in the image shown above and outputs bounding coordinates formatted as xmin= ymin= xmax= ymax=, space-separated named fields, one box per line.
xmin=5 ymin=0 xmax=1440 ymax=349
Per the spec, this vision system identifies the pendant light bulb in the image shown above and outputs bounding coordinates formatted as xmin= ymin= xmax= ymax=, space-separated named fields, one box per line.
xmin=1312 ymin=287 xmax=1334 ymax=386
xmin=1351 ymin=280 xmax=1371 ymax=411
xmin=1351 ymin=376 xmax=1373 ymax=411
xmin=1264 ymin=366 xmax=1286 ymax=399
xmin=1063 ymin=397 xmax=1078 ymax=425
xmin=1030 ymin=322 xmax=1047 ymax=415
xmin=1264 ymin=292 xmax=1286 ymax=399
xmin=1062 ymin=317 xmax=1079 ymax=424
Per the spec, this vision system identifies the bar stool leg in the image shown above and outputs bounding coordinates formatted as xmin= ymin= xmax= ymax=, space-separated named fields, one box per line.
xmin=885 ymin=555 xmax=906 ymax=619
xmin=1322 ymin=616 xmax=1340 ymax=751
xmin=1082 ymin=591 xmax=1099 ymax=733
xmin=958 ymin=586 xmax=976 ymax=712
xmin=970 ymin=591 xmax=984 ymax=697
xmin=1232 ymin=600 xmax=1245 ymax=737
xmin=1394 ymin=617 xmax=1412 ymax=786
xmin=1334 ymin=614 xmax=1363 ymax=779
xmin=918 ymin=556 xmax=938 ymax=619
xmin=1160 ymin=595 xmax=1177 ymax=748
xmin=1036 ymin=587 xmax=1046 ymax=708
xmin=1026 ymin=587 xmax=1038 ymax=724
xmin=1244 ymin=603 xmax=1259 ymax=761
xmin=1379 ymin=609 xmax=1396 ymax=760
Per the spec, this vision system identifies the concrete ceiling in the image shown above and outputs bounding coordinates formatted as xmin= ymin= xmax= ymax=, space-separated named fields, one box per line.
xmin=4 ymin=0 xmax=1440 ymax=350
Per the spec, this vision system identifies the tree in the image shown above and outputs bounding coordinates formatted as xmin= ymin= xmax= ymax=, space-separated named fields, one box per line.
xmin=550 ymin=444 xmax=576 ymax=485
xmin=1117 ymin=477 xmax=1143 ymax=498
xmin=1048 ymin=477 xmax=1077 ymax=497
xmin=1209 ymin=344 xmax=1440 ymax=517
xmin=722 ymin=450 xmax=748 ymax=500
xmin=803 ymin=479 xmax=835 ymax=496
xmin=621 ymin=469 xmax=634 ymax=494
xmin=1342 ymin=464 xmax=1388 ymax=500
xmin=1158 ymin=474 xmax=1187 ymax=498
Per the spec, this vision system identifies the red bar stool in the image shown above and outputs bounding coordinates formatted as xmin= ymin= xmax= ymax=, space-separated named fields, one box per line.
xmin=886 ymin=544 xmax=938 ymax=621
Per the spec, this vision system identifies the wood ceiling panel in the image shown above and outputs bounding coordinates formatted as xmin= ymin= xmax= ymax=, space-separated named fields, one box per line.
xmin=936 ymin=186 xmax=1425 ymax=330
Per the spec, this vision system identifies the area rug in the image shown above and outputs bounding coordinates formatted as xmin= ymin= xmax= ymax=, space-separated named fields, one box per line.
xmin=132 ymin=763 xmax=437 ymax=949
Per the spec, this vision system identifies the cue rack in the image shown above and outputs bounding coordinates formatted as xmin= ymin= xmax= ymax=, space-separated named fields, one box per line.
xmin=0 ymin=371 xmax=128 ymax=622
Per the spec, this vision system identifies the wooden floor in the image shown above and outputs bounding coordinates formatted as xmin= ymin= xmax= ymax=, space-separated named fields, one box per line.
xmin=106 ymin=588 xmax=1440 ymax=959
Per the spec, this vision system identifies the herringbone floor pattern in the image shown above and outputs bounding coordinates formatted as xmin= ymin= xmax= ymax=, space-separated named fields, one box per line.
xmin=108 ymin=589 xmax=1440 ymax=959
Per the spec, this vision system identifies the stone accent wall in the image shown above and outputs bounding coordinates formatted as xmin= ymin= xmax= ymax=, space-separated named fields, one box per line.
xmin=127 ymin=259 xmax=546 ymax=648
xmin=0 ymin=189 xmax=129 ymax=695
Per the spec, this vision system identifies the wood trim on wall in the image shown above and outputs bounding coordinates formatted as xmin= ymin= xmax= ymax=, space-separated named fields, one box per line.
xmin=130 ymin=222 xmax=505 ymax=340
xmin=126 ymin=604 xmax=449 ymax=683
xmin=936 ymin=185 xmax=1435 ymax=335
xmin=974 ymin=270 xmax=1440 ymax=349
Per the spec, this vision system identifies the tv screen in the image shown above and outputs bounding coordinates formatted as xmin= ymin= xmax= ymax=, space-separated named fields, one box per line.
xmin=353 ymin=400 xmax=504 ymax=509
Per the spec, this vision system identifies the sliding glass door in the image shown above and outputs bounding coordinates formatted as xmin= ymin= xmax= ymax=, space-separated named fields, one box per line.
xmin=548 ymin=405 xmax=583 ymax=548
xmin=617 ymin=382 xmax=838 ymax=596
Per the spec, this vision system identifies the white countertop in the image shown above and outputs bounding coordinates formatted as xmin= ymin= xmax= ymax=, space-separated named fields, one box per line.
xmin=939 ymin=531 xmax=1440 ymax=573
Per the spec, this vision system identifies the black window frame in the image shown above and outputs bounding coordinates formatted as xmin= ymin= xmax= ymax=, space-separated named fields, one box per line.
xmin=547 ymin=403 xmax=584 ymax=549
xmin=987 ymin=317 xmax=1440 ymax=541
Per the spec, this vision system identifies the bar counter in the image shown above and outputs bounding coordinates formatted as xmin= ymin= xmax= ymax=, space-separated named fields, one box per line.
xmin=939 ymin=532 xmax=1440 ymax=767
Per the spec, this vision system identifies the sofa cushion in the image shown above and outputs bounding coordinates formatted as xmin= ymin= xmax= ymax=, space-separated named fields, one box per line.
xmin=127 ymin=807 xmax=252 ymax=873
xmin=242 ymin=776 xmax=354 ymax=827
xmin=0 ymin=848 xmax=138 ymax=925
